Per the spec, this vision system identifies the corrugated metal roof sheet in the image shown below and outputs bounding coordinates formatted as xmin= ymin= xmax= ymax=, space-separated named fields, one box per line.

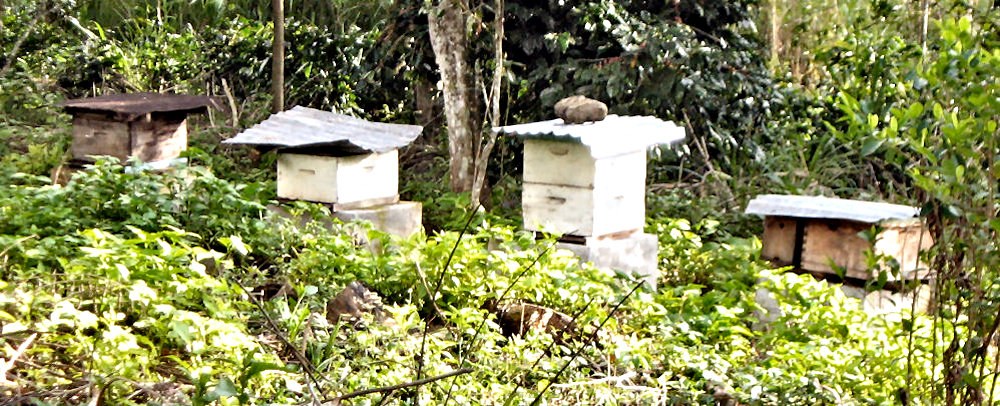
xmin=493 ymin=115 xmax=685 ymax=158
xmin=57 ymin=93 xmax=218 ymax=121
xmin=222 ymin=106 xmax=423 ymax=154
xmin=745 ymin=194 xmax=919 ymax=223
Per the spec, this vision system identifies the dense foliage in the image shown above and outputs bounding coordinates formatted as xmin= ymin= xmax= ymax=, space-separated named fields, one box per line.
xmin=0 ymin=163 xmax=939 ymax=404
xmin=1 ymin=0 xmax=999 ymax=404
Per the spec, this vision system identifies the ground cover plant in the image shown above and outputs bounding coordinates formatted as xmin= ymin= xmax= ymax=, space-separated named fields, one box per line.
xmin=1 ymin=0 xmax=999 ymax=404
xmin=0 ymin=162 xmax=938 ymax=404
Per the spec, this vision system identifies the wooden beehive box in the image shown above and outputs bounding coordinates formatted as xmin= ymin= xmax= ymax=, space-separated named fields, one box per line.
xmin=58 ymin=93 xmax=214 ymax=164
xmin=746 ymin=195 xmax=934 ymax=281
xmin=276 ymin=150 xmax=399 ymax=208
xmin=223 ymin=106 xmax=422 ymax=209
xmin=496 ymin=115 xmax=685 ymax=237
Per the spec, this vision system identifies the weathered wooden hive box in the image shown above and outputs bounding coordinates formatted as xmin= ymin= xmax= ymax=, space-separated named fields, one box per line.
xmin=745 ymin=194 xmax=934 ymax=281
xmin=57 ymin=93 xmax=214 ymax=164
xmin=496 ymin=115 xmax=685 ymax=237
xmin=223 ymin=106 xmax=422 ymax=209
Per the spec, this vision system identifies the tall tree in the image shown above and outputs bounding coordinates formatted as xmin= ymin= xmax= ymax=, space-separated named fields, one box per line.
xmin=426 ymin=2 xmax=475 ymax=193
xmin=425 ymin=0 xmax=504 ymax=205
xmin=271 ymin=0 xmax=285 ymax=113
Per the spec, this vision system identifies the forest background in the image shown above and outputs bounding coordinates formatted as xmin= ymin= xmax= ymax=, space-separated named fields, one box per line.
xmin=1 ymin=0 xmax=999 ymax=404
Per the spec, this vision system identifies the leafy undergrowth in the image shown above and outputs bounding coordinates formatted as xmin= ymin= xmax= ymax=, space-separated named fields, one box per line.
xmin=0 ymin=162 xmax=936 ymax=405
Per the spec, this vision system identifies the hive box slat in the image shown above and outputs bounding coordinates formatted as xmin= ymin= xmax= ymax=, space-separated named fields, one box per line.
xmin=130 ymin=116 xmax=188 ymax=163
xmin=70 ymin=113 xmax=188 ymax=163
xmin=524 ymin=139 xmax=647 ymax=188
xmin=276 ymin=150 xmax=398 ymax=205
xmin=70 ymin=113 xmax=131 ymax=161
xmin=760 ymin=217 xmax=798 ymax=266
xmin=799 ymin=219 xmax=872 ymax=279
xmin=522 ymin=180 xmax=644 ymax=237
xmin=523 ymin=140 xmax=596 ymax=187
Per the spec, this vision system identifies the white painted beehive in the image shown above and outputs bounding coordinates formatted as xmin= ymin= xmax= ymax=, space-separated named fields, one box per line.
xmin=276 ymin=150 xmax=399 ymax=206
xmin=223 ymin=106 xmax=423 ymax=209
xmin=522 ymin=139 xmax=646 ymax=236
xmin=497 ymin=114 xmax=685 ymax=238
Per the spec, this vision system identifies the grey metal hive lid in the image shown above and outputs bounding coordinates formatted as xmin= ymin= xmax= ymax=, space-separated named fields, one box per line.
xmin=493 ymin=115 xmax=686 ymax=158
xmin=222 ymin=106 xmax=423 ymax=154
xmin=745 ymin=194 xmax=919 ymax=223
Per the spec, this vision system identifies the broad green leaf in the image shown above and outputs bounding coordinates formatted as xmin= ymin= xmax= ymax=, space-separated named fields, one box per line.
xmin=861 ymin=138 xmax=884 ymax=156
xmin=213 ymin=377 xmax=239 ymax=397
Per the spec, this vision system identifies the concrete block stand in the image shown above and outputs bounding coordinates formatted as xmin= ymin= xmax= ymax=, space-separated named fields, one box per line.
xmin=754 ymin=275 xmax=935 ymax=330
xmin=840 ymin=283 xmax=934 ymax=314
xmin=267 ymin=201 xmax=422 ymax=241
xmin=331 ymin=201 xmax=422 ymax=239
xmin=556 ymin=232 xmax=659 ymax=289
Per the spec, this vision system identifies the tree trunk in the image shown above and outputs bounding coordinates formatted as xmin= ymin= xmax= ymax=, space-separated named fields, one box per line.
xmin=272 ymin=0 xmax=285 ymax=113
xmin=414 ymin=77 xmax=438 ymax=140
xmin=470 ymin=0 xmax=504 ymax=207
xmin=920 ymin=0 xmax=930 ymax=55
xmin=768 ymin=0 xmax=780 ymax=70
xmin=427 ymin=2 xmax=477 ymax=194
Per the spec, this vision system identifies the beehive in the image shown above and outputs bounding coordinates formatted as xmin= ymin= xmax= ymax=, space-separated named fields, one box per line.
xmin=521 ymin=139 xmax=646 ymax=236
xmin=58 ymin=93 xmax=214 ymax=164
xmin=275 ymin=150 xmax=399 ymax=207
xmin=223 ymin=106 xmax=422 ymax=209
xmin=496 ymin=115 xmax=685 ymax=237
xmin=746 ymin=194 xmax=934 ymax=281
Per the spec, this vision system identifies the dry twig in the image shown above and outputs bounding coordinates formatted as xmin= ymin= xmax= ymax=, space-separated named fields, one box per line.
xmin=329 ymin=367 xmax=473 ymax=405
xmin=0 ymin=333 xmax=38 ymax=387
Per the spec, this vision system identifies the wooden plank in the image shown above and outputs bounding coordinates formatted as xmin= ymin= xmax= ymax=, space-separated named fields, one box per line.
xmin=800 ymin=219 xmax=870 ymax=279
xmin=70 ymin=114 xmax=130 ymax=161
xmin=799 ymin=218 xmax=934 ymax=281
xmin=523 ymin=183 xmax=595 ymax=235
xmin=522 ymin=181 xmax=644 ymax=237
xmin=129 ymin=115 xmax=187 ymax=162
xmin=873 ymin=220 xmax=934 ymax=280
xmin=523 ymin=139 xmax=595 ymax=187
xmin=335 ymin=150 xmax=398 ymax=204
xmin=761 ymin=216 xmax=798 ymax=266
xmin=278 ymin=153 xmax=341 ymax=203
xmin=523 ymin=139 xmax=647 ymax=189
xmin=592 ymin=168 xmax=645 ymax=237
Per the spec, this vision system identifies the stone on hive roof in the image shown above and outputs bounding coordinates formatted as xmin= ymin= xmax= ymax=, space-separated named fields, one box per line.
xmin=223 ymin=106 xmax=423 ymax=154
xmin=744 ymin=194 xmax=919 ymax=224
xmin=57 ymin=93 xmax=217 ymax=121
xmin=493 ymin=115 xmax=685 ymax=158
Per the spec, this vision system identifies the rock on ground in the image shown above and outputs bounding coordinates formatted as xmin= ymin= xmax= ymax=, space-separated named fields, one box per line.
xmin=326 ymin=281 xmax=388 ymax=326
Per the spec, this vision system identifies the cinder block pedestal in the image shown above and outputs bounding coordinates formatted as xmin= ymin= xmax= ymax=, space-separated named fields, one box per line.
xmin=331 ymin=201 xmax=422 ymax=239
xmin=754 ymin=277 xmax=935 ymax=330
xmin=267 ymin=201 xmax=422 ymax=241
xmin=556 ymin=232 xmax=659 ymax=289
xmin=840 ymin=284 xmax=934 ymax=314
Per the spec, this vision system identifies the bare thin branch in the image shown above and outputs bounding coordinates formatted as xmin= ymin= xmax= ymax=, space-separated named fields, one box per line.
xmin=334 ymin=367 xmax=473 ymax=402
